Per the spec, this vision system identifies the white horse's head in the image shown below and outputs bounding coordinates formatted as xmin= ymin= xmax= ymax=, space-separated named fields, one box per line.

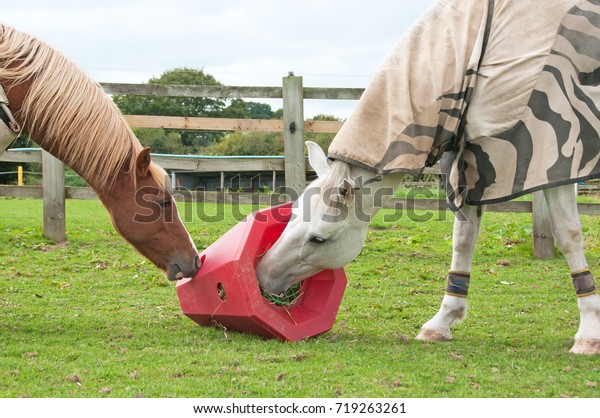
xmin=257 ymin=141 xmax=388 ymax=295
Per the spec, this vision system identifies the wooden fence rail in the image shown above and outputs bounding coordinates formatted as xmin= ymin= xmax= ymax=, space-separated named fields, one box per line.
xmin=99 ymin=82 xmax=365 ymax=100
xmin=1 ymin=77 xmax=598 ymax=260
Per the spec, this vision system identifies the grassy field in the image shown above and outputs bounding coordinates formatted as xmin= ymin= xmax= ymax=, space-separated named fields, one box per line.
xmin=1 ymin=197 xmax=599 ymax=398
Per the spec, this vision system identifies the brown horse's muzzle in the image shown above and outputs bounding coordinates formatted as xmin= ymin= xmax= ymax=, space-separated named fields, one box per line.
xmin=166 ymin=254 xmax=201 ymax=281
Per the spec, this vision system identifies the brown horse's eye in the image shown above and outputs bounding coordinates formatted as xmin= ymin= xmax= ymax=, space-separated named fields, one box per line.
xmin=158 ymin=198 xmax=172 ymax=208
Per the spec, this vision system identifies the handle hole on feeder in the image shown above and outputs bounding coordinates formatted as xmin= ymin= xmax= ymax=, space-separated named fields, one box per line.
xmin=217 ymin=282 xmax=227 ymax=301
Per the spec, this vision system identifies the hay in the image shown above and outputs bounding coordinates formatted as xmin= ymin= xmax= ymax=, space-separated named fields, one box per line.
xmin=260 ymin=282 xmax=303 ymax=307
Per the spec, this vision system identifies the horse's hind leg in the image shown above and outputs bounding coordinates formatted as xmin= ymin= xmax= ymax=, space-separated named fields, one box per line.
xmin=417 ymin=204 xmax=483 ymax=342
xmin=544 ymin=184 xmax=600 ymax=355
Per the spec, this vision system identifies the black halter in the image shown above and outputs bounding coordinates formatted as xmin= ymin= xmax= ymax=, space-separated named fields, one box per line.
xmin=352 ymin=173 xmax=384 ymax=191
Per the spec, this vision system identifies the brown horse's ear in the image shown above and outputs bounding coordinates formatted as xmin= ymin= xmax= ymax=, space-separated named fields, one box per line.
xmin=136 ymin=147 xmax=152 ymax=178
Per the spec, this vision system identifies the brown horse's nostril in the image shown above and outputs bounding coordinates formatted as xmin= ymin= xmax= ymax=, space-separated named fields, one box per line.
xmin=195 ymin=254 xmax=202 ymax=270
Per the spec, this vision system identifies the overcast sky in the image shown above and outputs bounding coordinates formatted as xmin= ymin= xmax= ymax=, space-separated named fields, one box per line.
xmin=3 ymin=0 xmax=437 ymax=117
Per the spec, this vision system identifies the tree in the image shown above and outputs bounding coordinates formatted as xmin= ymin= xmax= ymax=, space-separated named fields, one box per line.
xmin=131 ymin=128 xmax=187 ymax=155
xmin=305 ymin=114 xmax=340 ymax=152
xmin=113 ymin=68 xmax=225 ymax=118
xmin=201 ymin=114 xmax=341 ymax=156
xmin=113 ymin=68 xmax=226 ymax=151
xmin=219 ymin=99 xmax=276 ymax=120
xmin=113 ymin=68 xmax=278 ymax=153
xmin=0 ymin=136 xmax=37 ymax=185
xmin=203 ymin=132 xmax=284 ymax=156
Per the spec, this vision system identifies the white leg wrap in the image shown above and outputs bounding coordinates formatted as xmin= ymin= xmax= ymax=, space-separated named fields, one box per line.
xmin=544 ymin=185 xmax=600 ymax=354
xmin=570 ymin=294 xmax=600 ymax=355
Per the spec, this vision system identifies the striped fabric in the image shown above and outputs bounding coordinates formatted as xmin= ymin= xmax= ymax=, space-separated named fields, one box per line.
xmin=328 ymin=0 xmax=600 ymax=210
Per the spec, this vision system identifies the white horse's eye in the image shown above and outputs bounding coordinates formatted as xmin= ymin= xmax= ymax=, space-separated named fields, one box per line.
xmin=309 ymin=236 xmax=327 ymax=245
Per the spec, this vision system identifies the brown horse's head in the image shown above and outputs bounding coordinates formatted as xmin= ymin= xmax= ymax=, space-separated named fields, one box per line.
xmin=0 ymin=23 xmax=200 ymax=280
xmin=100 ymin=148 xmax=200 ymax=281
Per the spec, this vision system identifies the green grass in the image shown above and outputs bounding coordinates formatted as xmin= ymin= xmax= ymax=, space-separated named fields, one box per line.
xmin=1 ymin=197 xmax=599 ymax=398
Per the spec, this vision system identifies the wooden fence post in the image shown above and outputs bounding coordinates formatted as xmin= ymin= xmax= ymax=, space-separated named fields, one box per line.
xmin=532 ymin=190 xmax=554 ymax=259
xmin=42 ymin=150 xmax=66 ymax=243
xmin=282 ymin=74 xmax=306 ymax=195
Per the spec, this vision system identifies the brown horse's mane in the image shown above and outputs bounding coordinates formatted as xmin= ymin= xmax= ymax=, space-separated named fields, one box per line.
xmin=0 ymin=23 xmax=166 ymax=190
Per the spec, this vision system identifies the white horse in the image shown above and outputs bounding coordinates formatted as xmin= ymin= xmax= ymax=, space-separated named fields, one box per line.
xmin=256 ymin=141 xmax=600 ymax=354
xmin=257 ymin=0 xmax=600 ymax=354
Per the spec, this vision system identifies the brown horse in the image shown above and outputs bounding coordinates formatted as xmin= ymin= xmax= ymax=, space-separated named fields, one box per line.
xmin=0 ymin=24 xmax=200 ymax=280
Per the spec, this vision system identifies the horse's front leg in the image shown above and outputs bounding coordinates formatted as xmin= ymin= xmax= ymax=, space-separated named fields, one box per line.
xmin=544 ymin=185 xmax=600 ymax=355
xmin=416 ymin=204 xmax=483 ymax=342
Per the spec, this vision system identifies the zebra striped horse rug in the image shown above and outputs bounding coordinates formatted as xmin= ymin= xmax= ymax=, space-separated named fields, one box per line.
xmin=328 ymin=0 xmax=600 ymax=210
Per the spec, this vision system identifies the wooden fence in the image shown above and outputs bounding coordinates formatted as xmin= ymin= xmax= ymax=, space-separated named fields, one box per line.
xmin=1 ymin=76 xmax=599 ymax=259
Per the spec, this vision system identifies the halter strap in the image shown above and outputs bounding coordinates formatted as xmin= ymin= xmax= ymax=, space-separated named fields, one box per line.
xmin=0 ymin=85 xmax=21 ymax=133
xmin=353 ymin=173 xmax=384 ymax=190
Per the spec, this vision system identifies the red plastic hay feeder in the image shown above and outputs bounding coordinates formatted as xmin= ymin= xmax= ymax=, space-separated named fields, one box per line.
xmin=176 ymin=202 xmax=347 ymax=341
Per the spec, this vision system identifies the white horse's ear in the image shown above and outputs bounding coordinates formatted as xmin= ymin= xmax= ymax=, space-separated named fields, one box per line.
xmin=306 ymin=141 xmax=330 ymax=178
xmin=339 ymin=179 xmax=355 ymax=206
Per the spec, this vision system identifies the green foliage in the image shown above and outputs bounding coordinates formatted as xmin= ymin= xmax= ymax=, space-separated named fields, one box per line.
xmin=113 ymin=68 xmax=226 ymax=150
xmin=219 ymin=99 xmax=276 ymax=120
xmin=112 ymin=68 xmax=279 ymax=152
xmin=273 ymin=108 xmax=284 ymax=119
xmin=305 ymin=114 xmax=339 ymax=152
xmin=201 ymin=114 xmax=340 ymax=156
xmin=111 ymin=69 xmax=339 ymax=156
xmin=0 ymin=136 xmax=38 ymax=185
xmin=485 ymin=222 xmax=533 ymax=247
xmin=133 ymin=128 xmax=188 ymax=155
xmin=64 ymin=168 xmax=88 ymax=187
xmin=0 ymin=162 xmax=20 ymax=185
xmin=1 ymin=198 xmax=600 ymax=397
xmin=203 ymin=131 xmax=284 ymax=156
xmin=113 ymin=68 xmax=225 ymax=118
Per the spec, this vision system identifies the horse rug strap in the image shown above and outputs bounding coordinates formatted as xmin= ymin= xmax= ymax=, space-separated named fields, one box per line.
xmin=327 ymin=0 xmax=600 ymax=210
xmin=0 ymin=85 xmax=19 ymax=154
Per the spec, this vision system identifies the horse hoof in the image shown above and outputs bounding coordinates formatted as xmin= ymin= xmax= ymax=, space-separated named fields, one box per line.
xmin=416 ymin=328 xmax=452 ymax=342
xmin=570 ymin=339 xmax=600 ymax=355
